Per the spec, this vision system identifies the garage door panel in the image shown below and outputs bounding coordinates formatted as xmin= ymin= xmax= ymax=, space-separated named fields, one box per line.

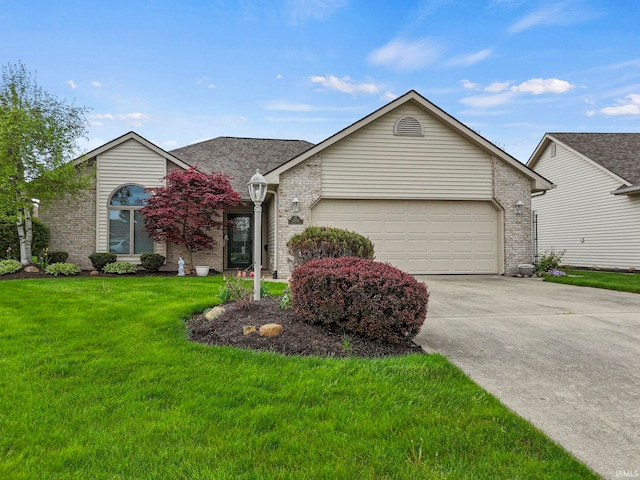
xmin=312 ymin=199 xmax=498 ymax=274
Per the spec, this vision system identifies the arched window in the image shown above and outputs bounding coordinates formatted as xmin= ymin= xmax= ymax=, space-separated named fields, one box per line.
xmin=108 ymin=185 xmax=153 ymax=255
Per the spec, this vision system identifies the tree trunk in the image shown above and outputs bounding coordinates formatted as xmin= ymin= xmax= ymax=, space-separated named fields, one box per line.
xmin=16 ymin=207 xmax=33 ymax=266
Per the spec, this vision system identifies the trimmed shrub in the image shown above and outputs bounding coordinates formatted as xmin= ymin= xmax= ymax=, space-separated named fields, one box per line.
xmin=140 ymin=253 xmax=165 ymax=272
xmin=0 ymin=217 xmax=50 ymax=260
xmin=290 ymin=257 xmax=429 ymax=343
xmin=103 ymin=262 xmax=138 ymax=274
xmin=286 ymin=226 xmax=374 ymax=269
xmin=89 ymin=252 xmax=117 ymax=271
xmin=0 ymin=259 xmax=22 ymax=275
xmin=45 ymin=262 xmax=80 ymax=276
xmin=48 ymin=251 xmax=69 ymax=264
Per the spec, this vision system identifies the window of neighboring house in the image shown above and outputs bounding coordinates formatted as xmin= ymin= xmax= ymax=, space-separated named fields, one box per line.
xmin=108 ymin=185 xmax=154 ymax=255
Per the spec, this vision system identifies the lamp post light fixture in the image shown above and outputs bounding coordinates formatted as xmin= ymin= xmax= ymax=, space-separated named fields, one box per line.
xmin=248 ymin=169 xmax=268 ymax=300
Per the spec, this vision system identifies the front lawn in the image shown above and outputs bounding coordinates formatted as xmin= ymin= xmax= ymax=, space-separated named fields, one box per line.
xmin=0 ymin=277 xmax=596 ymax=479
xmin=544 ymin=269 xmax=640 ymax=293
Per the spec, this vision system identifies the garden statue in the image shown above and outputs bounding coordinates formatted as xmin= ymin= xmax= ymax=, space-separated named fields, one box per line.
xmin=177 ymin=257 xmax=185 ymax=276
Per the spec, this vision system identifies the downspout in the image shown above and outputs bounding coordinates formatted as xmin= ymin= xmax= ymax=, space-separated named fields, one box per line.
xmin=267 ymin=189 xmax=278 ymax=278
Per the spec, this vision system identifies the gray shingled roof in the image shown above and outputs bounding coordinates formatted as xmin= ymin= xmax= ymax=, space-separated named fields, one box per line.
xmin=550 ymin=133 xmax=640 ymax=185
xmin=170 ymin=137 xmax=314 ymax=195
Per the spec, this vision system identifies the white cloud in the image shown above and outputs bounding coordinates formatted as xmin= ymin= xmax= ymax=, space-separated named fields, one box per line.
xmin=600 ymin=93 xmax=640 ymax=116
xmin=289 ymin=0 xmax=348 ymax=24
xmin=276 ymin=74 xmax=283 ymax=79
xmin=309 ymin=75 xmax=379 ymax=95
xmin=66 ymin=80 xmax=78 ymax=89
xmin=368 ymin=37 xmax=444 ymax=72
xmin=460 ymin=92 xmax=516 ymax=108
xmin=461 ymin=79 xmax=480 ymax=90
xmin=91 ymin=80 xmax=102 ymax=87
xmin=485 ymin=81 xmax=511 ymax=93
xmin=381 ymin=91 xmax=397 ymax=102
xmin=446 ymin=49 xmax=493 ymax=67
xmin=510 ymin=78 xmax=574 ymax=94
xmin=88 ymin=112 xmax=151 ymax=128
xmin=207 ymin=84 xmax=218 ymax=89
xmin=163 ymin=140 xmax=180 ymax=149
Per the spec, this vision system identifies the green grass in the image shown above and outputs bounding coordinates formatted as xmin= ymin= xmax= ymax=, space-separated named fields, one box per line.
xmin=0 ymin=276 xmax=597 ymax=479
xmin=545 ymin=269 xmax=640 ymax=293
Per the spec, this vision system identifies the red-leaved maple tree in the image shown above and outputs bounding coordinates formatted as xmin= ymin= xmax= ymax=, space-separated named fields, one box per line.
xmin=140 ymin=167 xmax=242 ymax=271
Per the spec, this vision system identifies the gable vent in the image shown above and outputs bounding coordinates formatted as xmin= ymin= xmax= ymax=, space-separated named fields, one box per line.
xmin=394 ymin=116 xmax=423 ymax=136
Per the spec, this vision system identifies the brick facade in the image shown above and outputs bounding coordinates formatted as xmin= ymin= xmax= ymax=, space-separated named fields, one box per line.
xmin=492 ymin=158 xmax=534 ymax=275
xmin=38 ymin=163 xmax=96 ymax=270
xmin=275 ymin=155 xmax=322 ymax=278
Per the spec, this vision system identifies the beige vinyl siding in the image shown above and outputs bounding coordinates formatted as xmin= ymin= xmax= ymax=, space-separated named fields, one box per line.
xmin=532 ymin=143 xmax=640 ymax=269
xmin=96 ymin=139 xmax=167 ymax=259
xmin=320 ymin=103 xmax=494 ymax=200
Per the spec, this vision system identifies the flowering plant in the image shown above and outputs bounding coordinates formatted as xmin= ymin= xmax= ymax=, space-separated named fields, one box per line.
xmin=546 ymin=268 xmax=566 ymax=277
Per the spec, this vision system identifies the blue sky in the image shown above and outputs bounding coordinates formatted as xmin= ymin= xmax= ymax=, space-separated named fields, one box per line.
xmin=3 ymin=0 xmax=640 ymax=162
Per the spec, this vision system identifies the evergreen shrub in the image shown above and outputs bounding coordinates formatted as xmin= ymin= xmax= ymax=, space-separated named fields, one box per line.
xmin=286 ymin=226 xmax=374 ymax=269
xmin=89 ymin=252 xmax=117 ymax=271
xmin=140 ymin=253 xmax=165 ymax=272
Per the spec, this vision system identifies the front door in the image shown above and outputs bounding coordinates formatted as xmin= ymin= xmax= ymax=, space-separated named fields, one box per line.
xmin=227 ymin=213 xmax=253 ymax=269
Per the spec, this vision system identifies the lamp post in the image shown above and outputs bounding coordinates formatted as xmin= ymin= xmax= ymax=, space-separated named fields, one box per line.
xmin=248 ymin=169 xmax=268 ymax=300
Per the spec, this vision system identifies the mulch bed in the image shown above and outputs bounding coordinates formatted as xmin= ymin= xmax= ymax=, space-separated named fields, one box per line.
xmin=187 ymin=296 xmax=426 ymax=358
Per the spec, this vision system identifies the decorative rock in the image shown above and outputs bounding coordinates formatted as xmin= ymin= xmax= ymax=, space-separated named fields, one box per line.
xmin=243 ymin=325 xmax=256 ymax=335
xmin=205 ymin=306 xmax=226 ymax=321
xmin=24 ymin=266 xmax=39 ymax=273
xmin=259 ymin=323 xmax=283 ymax=338
xmin=89 ymin=270 xmax=99 ymax=276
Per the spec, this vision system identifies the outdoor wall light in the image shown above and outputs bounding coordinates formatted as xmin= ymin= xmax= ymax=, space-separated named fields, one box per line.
xmin=292 ymin=197 xmax=299 ymax=211
xmin=515 ymin=200 xmax=524 ymax=215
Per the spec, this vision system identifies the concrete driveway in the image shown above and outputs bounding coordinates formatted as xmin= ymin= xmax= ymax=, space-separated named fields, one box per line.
xmin=413 ymin=275 xmax=640 ymax=480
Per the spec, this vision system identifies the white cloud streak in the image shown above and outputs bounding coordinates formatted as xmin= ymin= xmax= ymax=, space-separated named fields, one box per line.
xmin=368 ymin=37 xmax=444 ymax=72
xmin=91 ymin=80 xmax=102 ymax=87
xmin=309 ymin=75 xmax=379 ymax=95
xmin=288 ymin=0 xmax=348 ymax=24
xmin=600 ymin=93 xmax=640 ymax=116
xmin=508 ymin=1 xmax=602 ymax=34
xmin=89 ymin=112 xmax=151 ymax=127
xmin=446 ymin=49 xmax=493 ymax=67
xmin=66 ymin=80 xmax=78 ymax=89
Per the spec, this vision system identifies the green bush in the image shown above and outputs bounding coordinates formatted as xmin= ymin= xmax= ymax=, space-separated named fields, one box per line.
xmin=103 ymin=262 xmax=138 ymax=274
xmin=290 ymin=257 xmax=429 ymax=344
xmin=45 ymin=262 xmax=80 ymax=276
xmin=0 ymin=259 xmax=22 ymax=275
xmin=0 ymin=217 xmax=50 ymax=260
xmin=535 ymin=249 xmax=565 ymax=276
xmin=286 ymin=226 xmax=375 ymax=269
xmin=89 ymin=252 xmax=117 ymax=271
xmin=140 ymin=253 xmax=165 ymax=272
xmin=48 ymin=251 xmax=69 ymax=264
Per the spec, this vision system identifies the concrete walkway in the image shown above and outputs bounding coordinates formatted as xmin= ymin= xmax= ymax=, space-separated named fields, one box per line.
xmin=413 ymin=275 xmax=640 ymax=480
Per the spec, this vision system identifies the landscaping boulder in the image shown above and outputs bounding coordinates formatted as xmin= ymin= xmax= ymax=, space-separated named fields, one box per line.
xmin=24 ymin=266 xmax=39 ymax=273
xmin=259 ymin=323 xmax=283 ymax=337
xmin=205 ymin=306 xmax=226 ymax=321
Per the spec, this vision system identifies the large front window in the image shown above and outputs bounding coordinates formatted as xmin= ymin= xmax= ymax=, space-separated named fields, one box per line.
xmin=108 ymin=185 xmax=154 ymax=255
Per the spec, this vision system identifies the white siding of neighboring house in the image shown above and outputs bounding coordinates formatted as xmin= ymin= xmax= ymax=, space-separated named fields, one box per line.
xmin=320 ymin=103 xmax=494 ymax=200
xmin=532 ymin=142 xmax=640 ymax=270
xmin=96 ymin=139 xmax=167 ymax=261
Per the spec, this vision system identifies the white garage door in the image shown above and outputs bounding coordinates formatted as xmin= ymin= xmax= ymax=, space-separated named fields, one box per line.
xmin=311 ymin=199 xmax=499 ymax=274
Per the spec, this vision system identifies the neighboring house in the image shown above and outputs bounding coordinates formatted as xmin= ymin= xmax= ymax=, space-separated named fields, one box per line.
xmin=527 ymin=133 xmax=640 ymax=270
xmin=40 ymin=90 xmax=552 ymax=276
